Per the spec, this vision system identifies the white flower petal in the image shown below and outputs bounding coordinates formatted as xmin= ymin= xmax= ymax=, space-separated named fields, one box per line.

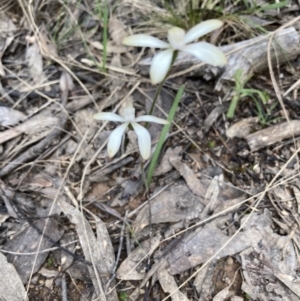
xmin=150 ymin=49 xmax=174 ymax=84
xmin=168 ymin=27 xmax=186 ymax=50
xmin=184 ymin=19 xmax=223 ymax=44
xmin=93 ymin=112 xmax=125 ymax=122
xmin=183 ymin=42 xmax=227 ymax=66
xmin=107 ymin=123 xmax=128 ymax=158
xmin=122 ymin=34 xmax=169 ymax=48
xmin=135 ymin=115 xmax=169 ymax=124
xmin=131 ymin=122 xmax=151 ymax=160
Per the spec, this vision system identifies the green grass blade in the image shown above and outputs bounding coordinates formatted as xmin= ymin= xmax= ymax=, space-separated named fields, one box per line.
xmin=259 ymin=1 xmax=288 ymax=11
xmin=147 ymin=85 xmax=185 ymax=186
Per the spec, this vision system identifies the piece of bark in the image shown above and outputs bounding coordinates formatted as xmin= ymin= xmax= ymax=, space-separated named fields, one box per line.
xmin=246 ymin=120 xmax=300 ymax=151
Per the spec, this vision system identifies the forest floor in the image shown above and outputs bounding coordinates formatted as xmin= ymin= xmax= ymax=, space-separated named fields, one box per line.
xmin=1 ymin=1 xmax=300 ymax=301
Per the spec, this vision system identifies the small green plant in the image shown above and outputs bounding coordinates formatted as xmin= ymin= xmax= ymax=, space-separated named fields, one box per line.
xmin=254 ymin=98 xmax=280 ymax=126
xmin=46 ymin=256 xmax=54 ymax=268
xmin=227 ymin=69 xmax=269 ymax=119
xmin=118 ymin=291 xmax=129 ymax=301
xmin=208 ymin=140 xmax=216 ymax=148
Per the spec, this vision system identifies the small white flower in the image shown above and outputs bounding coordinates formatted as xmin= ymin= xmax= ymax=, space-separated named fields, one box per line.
xmin=123 ymin=19 xmax=227 ymax=84
xmin=93 ymin=104 xmax=169 ymax=160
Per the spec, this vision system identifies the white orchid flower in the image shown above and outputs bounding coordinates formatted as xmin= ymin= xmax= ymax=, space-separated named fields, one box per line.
xmin=93 ymin=104 xmax=169 ymax=160
xmin=123 ymin=19 xmax=227 ymax=84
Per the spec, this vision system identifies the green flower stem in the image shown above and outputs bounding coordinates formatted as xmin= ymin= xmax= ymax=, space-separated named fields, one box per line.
xmin=147 ymin=85 xmax=185 ymax=186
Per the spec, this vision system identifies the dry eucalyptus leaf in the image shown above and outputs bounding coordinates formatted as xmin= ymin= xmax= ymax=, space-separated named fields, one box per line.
xmin=0 ymin=106 xmax=27 ymax=126
xmin=116 ymin=235 xmax=161 ymax=280
xmin=0 ymin=252 xmax=28 ymax=301
xmin=60 ymin=71 xmax=74 ymax=92
xmin=74 ymin=108 xmax=97 ymax=140
xmin=212 ymin=285 xmax=231 ymax=301
xmin=133 ymin=181 xmax=204 ymax=234
xmin=165 ymin=222 xmax=250 ymax=275
xmin=169 ymin=155 xmax=207 ymax=204
xmin=0 ymin=115 xmax=58 ymax=144
xmin=91 ymin=40 xmax=128 ymax=53
xmin=203 ymin=104 xmax=228 ymax=134
xmin=58 ymin=200 xmax=118 ymax=300
xmin=38 ymin=24 xmax=58 ymax=57
xmin=158 ymin=267 xmax=189 ymax=301
xmin=2 ymin=218 xmax=64 ymax=283
xmin=25 ymin=42 xmax=44 ymax=83
xmin=108 ymin=15 xmax=127 ymax=45
xmin=0 ymin=13 xmax=16 ymax=76
xmin=154 ymin=146 xmax=182 ymax=176
xmin=240 ymin=209 xmax=298 ymax=300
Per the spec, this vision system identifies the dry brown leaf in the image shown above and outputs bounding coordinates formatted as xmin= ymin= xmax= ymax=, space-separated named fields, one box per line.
xmin=165 ymin=222 xmax=250 ymax=275
xmin=240 ymin=210 xmax=298 ymax=301
xmin=158 ymin=267 xmax=189 ymax=301
xmin=0 ymin=252 xmax=28 ymax=301
xmin=108 ymin=15 xmax=127 ymax=46
xmin=90 ymin=40 xmax=128 ymax=54
xmin=25 ymin=40 xmax=45 ymax=83
xmin=58 ymin=200 xmax=118 ymax=300
xmin=2 ymin=217 xmax=63 ymax=283
xmin=154 ymin=146 xmax=182 ymax=176
xmin=116 ymin=235 xmax=161 ymax=280
xmin=38 ymin=24 xmax=58 ymax=57
xmin=169 ymin=155 xmax=207 ymax=204
xmin=0 ymin=115 xmax=59 ymax=144
xmin=0 ymin=13 xmax=16 ymax=76
xmin=0 ymin=106 xmax=27 ymax=126
xmin=133 ymin=181 xmax=204 ymax=234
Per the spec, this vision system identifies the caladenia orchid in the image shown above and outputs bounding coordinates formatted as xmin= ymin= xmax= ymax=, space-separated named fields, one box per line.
xmin=123 ymin=19 xmax=227 ymax=84
xmin=93 ymin=103 xmax=169 ymax=160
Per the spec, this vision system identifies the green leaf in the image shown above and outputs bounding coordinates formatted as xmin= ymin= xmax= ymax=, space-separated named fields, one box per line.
xmin=259 ymin=1 xmax=288 ymax=11
xmin=147 ymin=85 xmax=185 ymax=185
